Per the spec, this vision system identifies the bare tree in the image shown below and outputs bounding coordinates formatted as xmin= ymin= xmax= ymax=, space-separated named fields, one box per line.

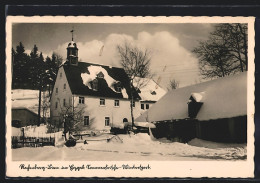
xmin=57 ymin=97 xmax=85 ymax=140
xmin=38 ymin=90 xmax=50 ymax=124
xmin=167 ymin=79 xmax=179 ymax=91
xmin=117 ymin=41 xmax=152 ymax=129
xmin=192 ymin=23 xmax=248 ymax=79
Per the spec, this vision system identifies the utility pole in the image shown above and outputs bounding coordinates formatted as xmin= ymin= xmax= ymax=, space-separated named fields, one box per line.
xmin=37 ymin=75 xmax=42 ymax=126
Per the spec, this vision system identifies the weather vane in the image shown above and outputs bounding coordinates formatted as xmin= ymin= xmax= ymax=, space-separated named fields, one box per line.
xmin=70 ymin=27 xmax=75 ymax=41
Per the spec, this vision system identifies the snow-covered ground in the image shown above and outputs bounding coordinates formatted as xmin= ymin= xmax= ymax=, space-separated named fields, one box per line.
xmin=12 ymin=133 xmax=246 ymax=161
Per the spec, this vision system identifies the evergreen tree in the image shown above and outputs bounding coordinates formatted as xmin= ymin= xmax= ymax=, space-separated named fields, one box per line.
xmin=16 ymin=42 xmax=25 ymax=55
xmin=30 ymin=44 xmax=39 ymax=59
xmin=45 ymin=53 xmax=63 ymax=95
xmin=12 ymin=42 xmax=30 ymax=88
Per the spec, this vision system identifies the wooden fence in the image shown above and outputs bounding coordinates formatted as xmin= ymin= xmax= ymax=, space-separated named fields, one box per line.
xmin=11 ymin=136 xmax=55 ymax=148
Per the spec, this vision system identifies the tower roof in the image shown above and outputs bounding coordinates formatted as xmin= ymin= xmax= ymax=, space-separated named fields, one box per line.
xmin=67 ymin=41 xmax=77 ymax=48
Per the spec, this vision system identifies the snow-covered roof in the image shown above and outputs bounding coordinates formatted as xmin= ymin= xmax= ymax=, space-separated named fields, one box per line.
xmin=63 ymin=62 xmax=141 ymax=100
xmin=81 ymin=65 xmax=118 ymax=92
xmin=134 ymin=77 xmax=166 ymax=102
xmin=12 ymin=89 xmax=50 ymax=117
xmin=63 ymin=62 xmax=165 ymax=102
xmin=191 ymin=92 xmax=205 ymax=102
xmin=136 ymin=72 xmax=247 ymax=122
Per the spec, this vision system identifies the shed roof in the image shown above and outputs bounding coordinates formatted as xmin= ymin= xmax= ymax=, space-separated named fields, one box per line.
xmin=136 ymin=72 xmax=247 ymax=122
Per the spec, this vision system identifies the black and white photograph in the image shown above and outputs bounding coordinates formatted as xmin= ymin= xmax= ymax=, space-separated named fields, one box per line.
xmin=6 ymin=16 xmax=255 ymax=178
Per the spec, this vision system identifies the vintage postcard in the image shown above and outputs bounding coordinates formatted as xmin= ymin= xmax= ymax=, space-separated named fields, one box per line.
xmin=6 ymin=16 xmax=255 ymax=178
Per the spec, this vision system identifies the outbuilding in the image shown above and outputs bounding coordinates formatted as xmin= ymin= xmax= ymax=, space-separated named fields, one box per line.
xmin=136 ymin=72 xmax=247 ymax=143
xmin=12 ymin=107 xmax=38 ymax=127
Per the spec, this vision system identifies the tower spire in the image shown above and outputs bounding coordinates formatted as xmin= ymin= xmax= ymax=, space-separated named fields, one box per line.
xmin=70 ymin=27 xmax=74 ymax=41
xmin=67 ymin=27 xmax=78 ymax=66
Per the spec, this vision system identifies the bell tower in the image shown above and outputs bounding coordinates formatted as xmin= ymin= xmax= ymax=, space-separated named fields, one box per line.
xmin=66 ymin=29 xmax=78 ymax=66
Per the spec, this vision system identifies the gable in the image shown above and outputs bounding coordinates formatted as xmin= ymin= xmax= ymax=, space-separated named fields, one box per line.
xmin=133 ymin=77 xmax=166 ymax=102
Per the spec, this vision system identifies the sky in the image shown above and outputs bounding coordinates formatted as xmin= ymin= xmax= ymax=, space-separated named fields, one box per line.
xmin=12 ymin=23 xmax=215 ymax=89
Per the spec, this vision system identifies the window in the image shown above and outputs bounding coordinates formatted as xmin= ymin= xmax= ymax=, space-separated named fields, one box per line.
xmin=141 ymin=103 xmax=144 ymax=110
xmin=60 ymin=72 xmax=62 ymax=77
xmin=79 ymin=97 xmax=84 ymax=104
xmin=151 ymin=91 xmax=156 ymax=95
xmin=131 ymin=101 xmax=135 ymax=108
xmin=64 ymin=83 xmax=66 ymax=90
xmin=105 ymin=117 xmax=110 ymax=126
xmin=93 ymin=79 xmax=98 ymax=91
xmin=115 ymin=82 xmax=122 ymax=93
xmin=100 ymin=98 xmax=105 ymax=106
xmin=146 ymin=104 xmax=149 ymax=109
xmin=97 ymin=72 xmax=104 ymax=78
xmin=55 ymin=102 xmax=58 ymax=109
xmin=84 ymin=116 xmax=89 ymax=126
xmin=63 ymin=99 xmax=66 ymax=107
xmin=56 ymin=88 xmax=58 ymax=94
xmin=114 ymin=100 xmax=120 ymax=107
xmin=115 ymin=86 xmax=121 ymax=93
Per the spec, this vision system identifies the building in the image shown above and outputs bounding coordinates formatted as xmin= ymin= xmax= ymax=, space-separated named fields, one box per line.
xmin=136 ymin=72 xmax=247 ymax=143
xmin=11 ymin=89 xmax=50 ymax=127
xmin=50 ymin=39 xmax=165 ymax=132
xmin=12 ymin=107 xmax=38 ymax=127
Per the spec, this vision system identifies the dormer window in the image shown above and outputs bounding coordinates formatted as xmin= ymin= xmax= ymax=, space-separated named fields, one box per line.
xmin=97 ymin=71 xmax=104 ymax=79
xmin=115 ymin=82 xmax=122 ymax=93
xmin=151 ymin=91 xmax=156 ymax=95
xmin=92 ymin=79 xmax=98 ymax=91
xmin=188 ymin=92 xmax=204 ymax=118
xmin=116 ymin=86 xmax=121 ymax=93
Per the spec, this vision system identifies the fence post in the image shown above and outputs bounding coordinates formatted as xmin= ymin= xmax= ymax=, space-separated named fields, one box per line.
xmin=21 ymin=128 xmax=25 ymax=147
